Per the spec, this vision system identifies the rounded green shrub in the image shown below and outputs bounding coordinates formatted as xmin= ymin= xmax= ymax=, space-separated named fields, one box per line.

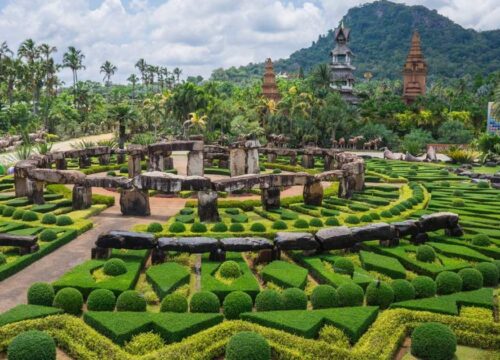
xmin=160 ymin=293 xmax=188 ymax=313
xmin=190 ymin=291 xmax=220 ymax=313
xmin=451 ymin=198 xmax=465 ymax=207
xmin=389 ymin=207 xmax=401 ymax=216
xmin=168 ymin=222 xmax=186 ymax=233
xmin=337 ymin=283 xmax=364 ymax=307
xmin=53 ymin=287 xmax=84 ymax=315
xmin=225 ymin=331 xmax=271 ymax=360
xmin=281 ymin=288 xmax=307 ymax=310
xmin=211 ymin=222 xmax=228 ymax=232
xmin=408 ymin=170 xmax=417 ymax=176
xmin=219 ymin=261 xmax=241 ymax=279
xmin=410 ymin=164 xmax=418 ymax=170
xmin=22 ymin=210 xmax=38 ymax=222
xmin=12 ymin=209 xmax=25 ymax=220
xmin=103 ymin=258 xmax=127 ymax=276
xmin=360 ymin=214 xmax=372 ymax=223
xmin=223 ymin=291 xmax=253 ymax=319
xmin=229 ymin=223 xmax=244 ymax=232
xmin=458 ymin=268 xmax=483 ymax=290
xmin=333 ymin=258 xmax=354 ymax=276
xmin=365 ymin=281 xmax=394 ymax=309
xmin=439 ymin=181 xmax=450 ymax=187
xmin=477 ymin=181 xmax=490 ymax=189
xmin=345 ymin=215 xmax=360 ymax=224
xmin=471 ymin=234 xmax=491 ymax=247
xmin=412 ymin=276 xmax=436 ymax=298
xmin=380 ymin=210 xmax=392 ymax=218
xmin=191 ymin=222 xmax=207 ymax=233
xmin=272 ymin=168 xmax=282 ymax=174
xmin=180 ymin=208 xmax=194 ymax=215
xmin=325 ymin=217 xmax=340 ymax=226
xmin=27 ymin=282 xmax=55 ymax=306
xmin=311 ymin=285 xmax=338 ymax=309
xmin=124 ymin=332 xmax=164 ymax=356
xmin=7 ymin=330 xmax=56 ymax=360
xmin=119 ymin=166 xmax=128 ymax=174
xmin=41 ymin=213 xmax=57 ymax=224
xmin=416 ymin=245 xmax=436 ymax=263
xmin=439 ymin=169 xmax=449 ymax=176
xmin=56 ymin=215 xmax=73 ymax=226
xmin=39 ymin=229 xmax=57 ymax=242
xmin=452 ymin=189 xmax=463 ymax=197
xmin=255 ymin=289 xmax=283 ymax=311
xmin=116 ymin=290 xmax=147 ymax=312
xmin=87 ymin=289 xmax=116 ymax=311
xmin=435 ymin=271 xmax=463 ymax=295
xmin=250 ymin=222 xmax=266 ymax=232
xmin=0 ymin=252 xmax=6 ymax=265
xmin=2 ymin=205 xmax=15 ymax=217
xmin=309 ymin=218 xmax=323 ymax=227
xmin=475 ymin=262 xmax=499 ymax=287
xmin=391 ymin=279 xmax=415 ymax=302
xmin=107 ymin=171 xmax=117 ymax=176
xmin=147 ymin=222 xmax=163 ymax=233
xmin=411 ymin=322 xmax=456 ymax=360
xmin=369 ymin=212 xmax=381 ymax=220
xmin=293 ymin=219 xmax=309 ymax=229
xmin=271 ymin=220 xmax=287 ymax=230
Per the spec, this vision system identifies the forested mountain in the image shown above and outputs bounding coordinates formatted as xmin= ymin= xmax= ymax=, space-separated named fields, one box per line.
xmin=211 ymin=0 xmax=500 ymax=83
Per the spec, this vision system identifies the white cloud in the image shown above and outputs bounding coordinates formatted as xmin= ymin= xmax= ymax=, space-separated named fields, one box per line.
xmin=0 ymin=0 xmax=497 ymax=83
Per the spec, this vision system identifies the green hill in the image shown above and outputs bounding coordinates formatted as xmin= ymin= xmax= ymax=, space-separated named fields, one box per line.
xmin=211 ymin=0 xmax=500 ymax=83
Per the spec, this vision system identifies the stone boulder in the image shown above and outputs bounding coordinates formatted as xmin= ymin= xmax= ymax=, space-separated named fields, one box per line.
xmin=351 ymin=223 xmax=396 ymax=242
xmin=315 ymin=226 xmax=355 ymax=250
xmin=120 ymin=188 xmax=150 ymax=216
xmin=419 ymin=212 xmax=459 ymax=232
xmin=197 ymin=190 xmax=220 ymax=222
xmin=95 ymin=231 xmax=156 ymax=249
xmin=220 ymin=237 xmax=273 ymax=252
xmin=274 ymin=232 xmax=318 ymax=251
xmin=27 ymin=169 xmax=86 ymax=184
xmin=157 ymin=237 xmax=218 ymax=253
xmin=426 ymin=146 xmax=437 ymax=162
xmin=392 ymin=220 xmax=420 ymax=237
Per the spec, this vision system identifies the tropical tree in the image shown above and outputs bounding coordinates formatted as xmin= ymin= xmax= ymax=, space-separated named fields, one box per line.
xmin=100 ymin=61 xmax=117 ymax=86
xmin=183 ymin=112 xmax=207 ymax=138
xmin=135 ymin=58 xmax=147 ymax=86
xmin=311 ymin=63 xmax=331 ymax=89
xmin=108 ymin=101 xmax=137 ymax=150
xmin=127 ymin=74 xmax=139 ymax=99
xmin=62 ymin=46 xmax=85 ymax=96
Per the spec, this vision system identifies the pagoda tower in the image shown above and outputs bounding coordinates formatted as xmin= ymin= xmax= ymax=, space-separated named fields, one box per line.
xmin=403 ymin=31 xmax=427 ymax=104
xmin=262 ymin=58 xmax=281 ymax=102
xmin=330 ymin=22 xmax=358 ymax=104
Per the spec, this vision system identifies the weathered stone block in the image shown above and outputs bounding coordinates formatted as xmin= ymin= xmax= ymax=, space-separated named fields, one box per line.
xmin=128 ymin=154 xmax=142 ymax=178
xmin=187 ymin=150 xmax=204 ymax=176
xmin=96 ymin=230 xmax=156 ymax=249
xmin=301 ymin=154 xmax=315 ymax=168
xmin=230 ymin=148 xmax=246 ymax=177
xmin=197 ymin=190 xmax=220 ymax=222
xmin=419 ymin=212 xmax=459 ymax=232
xmin=261 ymin=187 xmax=280 ymax=211
xmin=220 ymin=237 xmax=273 ymax=252
xmin=157 ymin=237 xmax=218 ymax=253
xmin=27 ymin=180 xmax=45 ymax=205
xmin=351 ymin=223 xmax=396 ymax=242
xmin=274 ymin=232 xmax=318 ymax=251
xmin=315 ymin=226 xmax=354 ymax=250
xmin=99 ymin=154 xmax=110 ymax=165
xmin=303 ymin=181 xmax=323 ymax=206
xmin=72 ymin=185 xmax=92 ymax=210
xmin=119 ymin=188 xmax=150 ymax=216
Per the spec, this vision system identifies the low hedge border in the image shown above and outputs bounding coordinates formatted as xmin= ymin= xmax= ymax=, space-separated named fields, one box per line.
xmin=261 ymin=261 xmax=308 ymax=290
xmin=146 ymin=262 xmax=190 ymax=299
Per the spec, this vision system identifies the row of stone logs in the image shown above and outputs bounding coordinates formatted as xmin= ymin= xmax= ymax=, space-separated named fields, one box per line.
xmin=383 ymin=147 xmax=438 ymax=163
xmin=0 ymin=233 xmax=39 ymax=255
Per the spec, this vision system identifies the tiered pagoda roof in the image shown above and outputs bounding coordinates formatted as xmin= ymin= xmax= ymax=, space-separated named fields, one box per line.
xmin=262 ymin=58 xmax=281 ymax=102
xmin=403 ymin=31 xmax=427 ymax=103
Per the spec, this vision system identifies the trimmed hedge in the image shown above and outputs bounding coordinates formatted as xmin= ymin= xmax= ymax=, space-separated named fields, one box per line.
xmin=416 ymin=245 xmax=436 ymax=263
xmin=39 ymin=229 xmax=57 ymax=242
xmin=391 ymin=279 xmax=415 ymax=302
xmin=190 ymin=291 xmax=220 ymax=313
xmin=160 ymin=293 xmax=188 ymax=313
xmin=7 ymin=330 xmax=56 ymax=360
xmin=146 ymin=262 xmax=190 ymax=299
xmin=458 ymin=268 xmax=483 ymax=291
xmin=337 ymin=283 xmax=364 ymax=307
xmin=22 ymin=210 xmax=38 ymax=222
xmin=365 ymin=281 xmax=394 ymax=309
xmin=412 ymin=276 xmax=437 ymax=298
xmin=411 ymin=322 xmax=456 ymax=360
xmin=211 ymin=222 xmax=228 ymax=232
xmin=53 ymin=287 xmax=84 ymax=315
xmin=219 ymin=261 xmax=242 ymax=279
xmin=359 ymin=251 xmax=406 ymax=279
xmin=41 ymin=213 xmax=57 ymax=224
xmin=435 ymin=271 xmax=463 ymax=295
xmin=333 ymin=258 xmax=355 ymax=277
xmin=0 ymin=305 xmax=62 ymax=327
xmin=147 ymin=222 xmax=163 ymax=233
xmin=261 ymin=260 xmax=308 ymax=289
xmin=281 ymin=288 xmax=308 ymax=310
xmin=169 ymin=222 xmax=186 ymax=233
xmin=223 ymin=291 xmax=253 ymax=320
xmin=56 ymin=215 xmax=74 ymax=226
xmin=311 ymin=285 xmax=339 ymax=309
xmin=103 ymin=258 xmax=127 ymax=276
xmin=475 ymin=262 xmax=499 ymax=287
xmin=116 ymin=290 xmax=147 ymax=312
xmin=27 ymin=282 xmax=55 ymax=307
xmin=225 ymin=331 xmax=271 ymax=360
xmin=87 ymin=289 xmax=116 ymax=312
xmin=255 ymin=289 xmax=283 ymax=312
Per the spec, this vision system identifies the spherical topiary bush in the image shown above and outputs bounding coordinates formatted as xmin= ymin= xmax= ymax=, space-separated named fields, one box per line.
xmin=119 ymin=166 xmax=128 ymax=174
xmin=416 ymin=245 xmax=436 ymax=263
xmin=56 ymin=215 xmax=73 ymax=226
xmin=337 ymin=283 xmax=364 ymax=307
xmin=250 ymin=222 xmax=266 ymax=232
xmin=116 ymin=290 xmax=147 ymax=312
xmin=345 ymin=215 xmax=360 ymax=224
xmin=439 ymin=169 xmax=449 ymax=176
xmin=408 ymin=170 xmax=417 ymax=176
xmin=0 ymin=252 xmax=6 ymax=265
xmin=41 ymin=213 xmax=57 ymax=225
xmin=255 ymin=289 xmax=283 ymax=311
xmin=391 ymin=279 xmax=415 ymax=302
xmin=360 ymin=214 xmax=373 ymax=223
xmin=147 ymin=222 xmax=163 ymax=233
xmin=190 ymin=291 xmax=220 ymax=313
xmin=191 ymin=222 xmax=207 ymax=233
xmin=87 ymin=289 xmax=116 ymax=311
xmin=12 ymin=209 xmax=25 ymax=220
xmin=229 ymin=223 xmax=244 ymax=232
xmin=225 ymin=331 xmax=271 ymax=360
xmin=168 ymin=222 xmax=186 ymax=233
xmin=211 ymin=222 xmax=228 ymax=232
xmin=53 ymin=287 xmax=84 ymax=315
xmin=389 ymin=207 xmax=401 ymax=216
xmin=311 ymin=285 xmax=339 ymax=309
xmin=475 ymin=262 xmax=499 ymax=287
xmin=180 ymin=208 xmax=194 ymax=215
xmin=103 ymin=258 xmax=127 ymax=276
xmin=458 ymin=268 xmax=483 ymax=291
xmin=370 ymin=212 xmax=381 ymax=220
xmin=452 ymin=189 xmax=464 ymax=197
xmin=281 ymin=288 xmax=307 ymax=310
xmin=7 ymin=330 xmax=56 ymax=360
xmin=39 ymin=229 xmax=57 ymax=242
xmin=160 ymin=293 xmax=188 ymax=313
xmin=124 ymin=332 xmax=164 ymax=356
xmin=411 ymin=322 xmax=456 ymax=360
xmin=471 ymin=234 xmax=491 ymax=247
xmin=2 ymin=205 xmax=15 ymax=217
xmin=219 ymin=261 xmax=241 ymax=279
xmin=412 ymin=276 xmax=436 ymax=298
xmin=325 ymin=217 xmax=340 ymax=226
xmin=435 ymin=271 xmax=462 ymax=295
xmin=271 ymin=220 xmax=287 ymax=230
xmin=309 ymin=218 xmax=323 ymax=227
xmin=333 ymin=258 xmax=354 ymax=276
xmin=223 ymin=291 xmax=253 ymax=319
xmin=27 ymin=282 xmax=55 ymax=306
xmin=477 ymin=181 xmax=490 ymax=189
xmin=107 ymin=171 xmax=117 ymax=176
xmin=293 ymin=219 xmax=309 ymax=229
xmin=22 ymin=210 xmax=38 ymax=222
xmin=365 ymin=281 xmax=394 ymax=309
xmin=451 ymin=198 xmax=465 ymax=207
xmin=380 ymin=210 xmax=392 ymax=218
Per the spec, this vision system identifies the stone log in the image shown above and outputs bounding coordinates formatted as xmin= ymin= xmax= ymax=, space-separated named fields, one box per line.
xmin=220 ymin=237 xmax=273 ymax=252
xmin=72 ymin=185 xmax=92 ymax=210
xmin=303 ymin=180 xmax=323 ymax=206
xmin=27 ymin=169 xmax=86 ymax=184
xmin=119 ymin=188 xmax=150 ymax=216
xmin=64 ymin=146 xmax=111 ymax=158
xmin=383 ymin=149 xmax=404 ymax=160
xmin=274 ymin=232 xmax=318 ymax=251
xmin=95 ymin=231 xmax=155 ymax=249
xmin=14 ymin=160 xmax=37 ymax=197
xmin=351 ymin=223 xmax=396 ymax=242
xmin=27 ymin=180 xmax=45 ymax=205
xmin=392 ymin=220 xmax=420 ymax=238
xmin=187 ymin=150 xmax=204 ymax=176
xmin=212 ymin=173 xmax=311 ymax=193
xmin=426 ymin=146 xmax=437 ymax=162
xmin=0 ymin=234 xmax=39 ymax=254
xmin=157 ymin=237 xmax=218 ymax=253
xmin=148 ymin=140 xmax=203 ymax=153
xmin=51 ymin=151 xmax=67 ymax=170
xmin=315 ymin=226 xmax=355 ymax=250
xmin=79 ymin=156 xmax=91 ymax=168
xmin=315 ymin=170 xmax=344 ymax=182
xmin=261 ymin=187 xmax=280 ymax=210
xmin=127 ymin=145 xmax=144 ymax=178
xmin=197 ymin=190 xmax=220 ymax=222
xmin=418 ymin=212 xmax=459 ymax=232
xmin=405 ymin=152 xmax=423 ymax=162
xmin=135 ymin=172 xmax=211 ymax=192
xmin=85 ymin=176 xmax=132 ymax=189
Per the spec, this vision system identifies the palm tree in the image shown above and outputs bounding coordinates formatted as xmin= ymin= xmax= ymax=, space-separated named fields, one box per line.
xmin=18 ymin=39 xmax=39 ymax=63
xmin=0 ymin=41 xmax=13 ymax=62
xmin=100 ymin=60 xmax=117 ymax=86
xmin=38 ymin=43 xmax=57 ymax=96
xmin=108 ymin=102 xmax=137 ymax=150
xmin=183 ymin=112 xmax=207 ymax=138
xmin=127 ymin=74 xmax=139 ymax=99
xmin=311 ymin=63 xmax=331 ymax=89
xmin=62 ymin=46 xmax=85 ymax=95
xmin=135 ymin=58 xmax=147 ymax=85
xmin=173 ymin=67 xmax=182 ymax=84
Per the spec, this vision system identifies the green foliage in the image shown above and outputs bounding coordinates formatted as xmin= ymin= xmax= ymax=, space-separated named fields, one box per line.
xmin=311 ymin=285 xmax=339 ymax=309
xmin=0 ymin=252 xmax=6 ymax=265
xmin=412 ymin=276 xmax=437 ymax=298
xmin=103 ymin=258 xmax=127 ymax=276
xmin=190 ymin=291 xmax=220 ymax=313
xmin=261 ymin=260 xmax=308 ymax=289
xmin=146 ymin=222 xmax=163 ymax=233
xmin=475 ymin=262 xmax=499 ymax=287
xmin=309 ymin=218 xmax=323 ymax=227
xmin=477 ymin=181 xmax=490 ymax=189
xmin=21 ymin=210 xmax=38 ymax=222
xmin=391 ymin=279 xmax=415 ymax=302
xmin=281 ymin=288 xmax=308 ymax=310
xmin=438 ymin=120 xmax=474 ymax=144
xmin=12 ymin=209 xmax=25 ymax=220
xmin=56 ymin=215 xmax=74 ymax=226
xmin=333 ymin=258 xmax=355 ymax=276
xmin=365 ymin=281 xmax=394 ymax=309
xmin=41 ymin=213 xmax=57 ymax=224
xmin=38 ymin=229 xmax=57 ymax=242
xmin=401 ymin=129 xmax=433 ymax=156
xmin=293 ymin=219 xmax=309 ymax=228
xmin=116 ymin=290 xmax=147 ymax=312
xmin=229 ymin=223 xmax=244 ymax=232
xmin=160 ymin=293 xmax=188 ymax=313
xmin=325 ymin=217 xmax=340 ymax=226
xmin=0 ymin=305 xmax=62 ymax=327
xmin=7 ymin=330 xmax=56 ymax=360
xmin=458 ymin=268 xmax=483 ymax=291
xmin=345 ymin=215 xmax=360 ymax=224
xmin=435 ymin=271 xmax=463 ymax=295
xmin=271 ymin=220 xmax=287 ymax=230
xmin=168 ymin=222 xmax=186 ymax=233
xmin=360 ymin=251 xmax=406 ymax=279
xmin=225 ymin=331 xmax=271 ymax=360
xmin=86 ymin=289 xmax=116 ymax=312
xmin=411 ymin=322 xmax=456 ymax=360
xmin=191 ymin=222 xmax=207 ymax=233
xmin=219 ymin=261 xmax=241 ymax=279
xmin=451 ymin=198 xmax=465 ymax=207
xmin=250 ymin=222 xmax=266 ymax=232
xmin=255 ymin=289 xmax=283 ymax=311
xmin=471 ymin=234 xmax=491 ymax=247
xmin=416 ymin=245 xmax=436 ymax=263
xmin=27 ymin=282 xmax=55 ymax=307
xmin=223 ymin=291 xmax=253 ymax=320
xmin=124 ymin=332 xmax=164 ymax=356
xmin=211 ymin=222 xmax=228 ymax=232
xmin=53 ymin=287 xmax=84 ymax=315
xmin=337 ymin=283 xmax=364 ymax=307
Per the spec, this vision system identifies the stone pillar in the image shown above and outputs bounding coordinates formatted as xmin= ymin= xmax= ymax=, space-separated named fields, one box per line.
xmin=79 ymin=156 xmax=91 ymax=168
xmin=27 ymin=180 xmax=45 ymax=205
xmin=303 ymin=180 xmax=323 ymax=206
xmin=127 ymin=145 xmax=143 ymax=178
xmin=91 ymin=247 xmax=111 ymax=259
xmin=289 ymin=153 xmax=297 ymax=166
xmin=72 ymin=185 xmax=92 ymax=210
xmin=301 ymin=154 xmax=315 ymax=169
xmin=229 ymin=148 xmax=246 ymax=177
xmin=324 ymin=155 xmax=334 ymax=171
xmin=261 ymin=187 xmax=280 ymax=210
xmin=164 ymin=155 xmax=174 ymax=170
xmin=245 ymin=140 xmax=260 ymax=174
xmin=55 ymin=158 xmax=67 ymax=170
xmin=14 ymin=162 xmax=34 ymax=198
xmin=116 ymin=150 xmax=126 ymax=164
xmin=338 ymin=176 xmax=355 ymax=199
xmin=197 ymin=190 xmax=220 ymax=222
xmin=120 ymin=188 xmax=150 ymax=216
xmin=187 ymin=151 xmax=204 ymax=176
xmin=99 ymin=154 xmax=110 ymax=165
xmin=267 ymin=153 xmax=277 ymax=163
xmin=148 ymin=152 xmax=163 ymax=171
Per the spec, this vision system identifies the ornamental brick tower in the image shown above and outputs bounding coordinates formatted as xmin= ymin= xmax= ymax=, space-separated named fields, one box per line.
xmin=262 ymin=58 xmax=281 ymax=102
xmin=403 ymin=31 xmax=427 ymax=104
xmin=330 ymin=22 xmax=358 ymax=104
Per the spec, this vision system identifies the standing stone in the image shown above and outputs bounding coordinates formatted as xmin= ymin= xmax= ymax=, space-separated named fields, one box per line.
xmin=229 ymin=148 xmax=246 ymax=177
xmin=197 ymin=190 xmax=220 ymax=222
xmin=289 ymin=153 xmax=297 ymax=166
xmin=55 ymin=158 xmax=67 ymax=170
xmin=164 ymin=156 xmax=174 ymax=170
xmin=338 ymin=176 xmax=355 ymax=199
xmin=99 ymin=154 xmax=110 ymax=165
xmin=261 ymin=187 xmax=280 ymax=210
xmin=72 ymin=185 xmax=92 ymax=210
xmin=128 ymin=155 xmax=142 ymax=178
xmin=119 ymin=188 xmax=150 ymax=216
xmin=301 ymin=154 xmax=315 ymax=169
xmin=187 ymin=150 xmax=204 ymax=176
xmin=14 ymin=162 xmax=35 ymax=197
xmin=426 ymin=146 xmax=437 ymax=162
xmin=245 ymin=140 xmax=261 ymax=174
xmin=267 ymin=153 xmax=277 ymax=163
xmin=303 ymin=181 xmax=323 ymax=206
xmin=324 ymin=155 xmax=334 ymax=171
xmin=79 ymin=156 xmax=91 ymax=168
xmin=27 ymin=180 xmax=45 ymax=205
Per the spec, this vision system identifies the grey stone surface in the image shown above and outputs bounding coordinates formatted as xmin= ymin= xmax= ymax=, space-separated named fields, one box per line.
xmin=303 ymin=180 xmax=323 ymax=206
xmin=187 ymin=150 xmax=204 ymax=176
xmin=351 ymin=223 xmax=395 ymax=242
xmin=96 ymin=230 xmax=156 ymax=249
xmin=197 ymin=190 xmax=220 ymax=222
xmin=315 ymin=226 xmax=354 ymax=250
xmin=419 ymin=212 xmax=459 ymax=232
xmin=72 ymin=185 xmax=92 ymax=210
xmin=220 ymin=237 xmax=273 ymax=252
xmin=261 ymin=187 xmax=280 ymax=210
xmin=229 ymin=148 xmax=246 ymax=177
xmin=119 ymin=188 xmax=150 ymax=216
xmin=27 ymin=180 xmax=45 ymax=205
xmin=392 ymin=220 xmax=420 ymax=237
xmin=157 ymin=237 xmax=218 ymax=253
xmin=274 ymin=232 xmax=318 ymax=250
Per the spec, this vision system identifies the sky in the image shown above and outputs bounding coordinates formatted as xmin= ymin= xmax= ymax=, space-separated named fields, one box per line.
xmin=0 ymin=0 xmax=499 ymax=84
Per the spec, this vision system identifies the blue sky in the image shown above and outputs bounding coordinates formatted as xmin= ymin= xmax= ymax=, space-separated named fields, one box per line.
xmin=0 ymin=0 xmax=498 ymax=84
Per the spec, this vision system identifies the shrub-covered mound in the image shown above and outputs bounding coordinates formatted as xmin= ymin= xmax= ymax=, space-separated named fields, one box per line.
xmin=416 ymin=245 xmax=436 ymax=263
xmin=250 ymin=222 xmax=266 ymax=232
xmin=190 ymin=291 xmax=220 ymax=313
xmin=7 ymin=330 xmax=56 ymax=360
xmin=103 ymin=258 xmax=127 ymax=276
xmin=255 ymin=289 xmax=283 ymax=312
xmin=53 ymin=287 xmax=84 ymax=315
xmin=22 ymin=210 xmax=38 ymax=222
xmin=41 ymin=213 xmax=57 ymax=224
xmin=271 ymin=220 xmax=287 ymax=230
xmin=160 ymin=293 xmax=188 ymax=313
xmin=412 ymin=276 xmax=436 ymax=298
xmin=219 ymin=261 xmax=241 ymax=279
xmin=333 ymin=258 xmax=355 ymax=276
xmin=229 ymin=223 xmax=244 ymax=232
xmin=458 ymin=268 xmax=483 ymax=291
xmin=337 ymin=283 xmax=364 ymax=307
xmin=391 ymin=279 xmax=415 ymax=302
xmin=411 ymin=322 xmax=456 ymax=360
xmin=365 ymin=281 xmax=394 ymax=309
xmin=471 ymin=234 xmax=491 ymax=247
xmin=475 ymin=262 xmax=499 ymax=287
xmin=56 ymin=215 xmax=73 ymax=226
xmin=223 ymin=291 xmax=253 ymax=320
xmin=147 ymin=222 xmax=163 ymax=233
xmin=311 ymin=285 xmax=339 ymax=309
xmin=116 ymin=290 xmax=147 ymax=312
xmin=124 ymin=332 xmax=164 ymax=356
xmin=435 ymin=271 xmax=462 ymax=295
xmin=87 ymin=289 xmax=116 ymax=311
xmin=27 ymin=282 xmax=55 ymax=307
xmin=39 ymin=229 xmax=57 ymax=242
xmin=225 ymin=331 xmax=271 ymax=360
xmin=212 ymin=222 xmax=228 ymax=232
xmin=169 ymin=222 xmax=186 ymax=233
xmin=293 ymin=219 xmax=309 ymax=229
xmin=281 ymin=288 xmax=307 ymax=310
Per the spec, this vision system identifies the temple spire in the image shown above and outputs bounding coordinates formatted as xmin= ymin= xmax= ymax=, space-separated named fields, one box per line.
xmin=403 ymin=31 xmax=427 ymax=104
xmin=261 ymin=58 xmax=281 ymax=102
